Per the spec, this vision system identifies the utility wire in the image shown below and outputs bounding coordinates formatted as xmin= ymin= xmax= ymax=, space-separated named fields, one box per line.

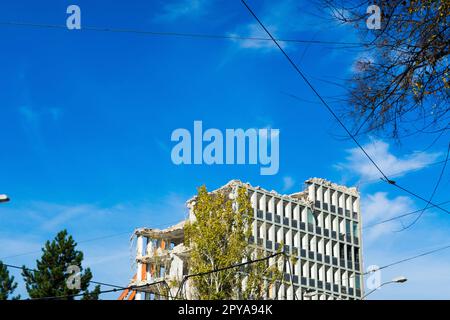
xmin=357 ymin=159 xmax=450 ymax=186
xmin=172 ymin=243 xmax=450 ymax=299
xmin=0 ymin=219 xmax=183 ymax=260
xmin=175 ymin=251 xmax=284 ymax=299
xmin=0 ymin=21 xmax=399 ymax=48
xmin=6 ymin=241 xmax=450 ymax=299
xmin=329 ymin=242 xmax=450 ymax=289
xmin=33 ymin=279 xmax=171 ymax=300
xmin=2 ymin=263 xmax=124 ymax=290
xmin=363 ymin=200 xmax=450 ymax=229
xmin=8 ymin=252 xmax=286 ymax=300
xmin=240 ymin=0 xmax=450 ymax=215
xmin=389 ymin=182 xmax=449 ymax=214
xmin=2 ymin=262 xmax=173 ymax=300
xmin=371 ymin=243 xmax=450 ymax=272
xmin=395 ymin=143 xmax=450 ymax=231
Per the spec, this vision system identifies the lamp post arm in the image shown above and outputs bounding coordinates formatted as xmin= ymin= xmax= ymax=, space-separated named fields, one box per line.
xmin=362 ymin=281 xmax=395 ymax=299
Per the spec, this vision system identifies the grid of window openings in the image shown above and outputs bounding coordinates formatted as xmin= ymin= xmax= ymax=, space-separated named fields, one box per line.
xmin=247 ymin=180 xmax=363 ymax=300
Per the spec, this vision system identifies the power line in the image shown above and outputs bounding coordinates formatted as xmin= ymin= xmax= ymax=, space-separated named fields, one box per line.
xmin=33 ymin=279 xmax=171 ymax=300
xmin=1 ymin=262 xmax=123 ymax=290
xmin=391 ymin=183 xmax=449 ymax=214
xmin=8 ymin=252 xmax=286 ymax=300
xmin=175 ymin=251 xmax=285 ymax=299
xmin=363 ymin=200 xmax=450 ymax=229
xmin=0 ymin=20 xmax=397 ymax=48
xmin=146 ymin=243 xmax=450 ymax=299
xmin=333 ymin=242 xmax=450 ymax=289
xmin=2 ymin=261 xmax=174 ymax=300
xmin=6 ymin=241 xmax=450 ymax=299
xmin=240 ymin=0 xmax=450 ymax=215
xmin=358 ymin=159 xmax=450 ymax=186
xmin=396 ymin=143 xmax=450 ymax=231
xmin=0 ymin=219 xmax=183 ymax=260
xmin=373 ymin=244 xmax=450 ymax=272
xmin=30 ymin=252 xmax=288 ymax=300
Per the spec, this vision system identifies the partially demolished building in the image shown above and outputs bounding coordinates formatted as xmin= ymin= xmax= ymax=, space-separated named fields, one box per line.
xmin=119 ymin=178 xmax=364 ymax=300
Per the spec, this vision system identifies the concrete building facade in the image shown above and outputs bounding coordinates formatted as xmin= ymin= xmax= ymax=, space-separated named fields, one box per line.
xmin=121 ymin=178 xmax=364 ymax=300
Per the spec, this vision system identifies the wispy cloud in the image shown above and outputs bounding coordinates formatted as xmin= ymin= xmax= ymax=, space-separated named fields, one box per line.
xmin=17 ymin=105 xmax=63 ymax=153
xmin=0 ymin=194 xmax=187 ymax=239
xmin=19 ymin=105 xmax=62 ymax=124
xmin=0 ymin=194 xmax=188 ymax=298
xmin=18 ymin=105 xmax=42 ymax=145
xmin=19 ymin=105 xmax=39 ymax=125
xmin=1 ymin=202 xmax=116 ymax=233
xmin=153 ymin=0 xmax=209 ymax=22
xmin=336 ymin=139 xmax=441 ymax=182
xmin=362 ymin=192 xmax=415 ymax=242
xmin=228 ymin=0 xmax=331 ymax=52
xmin=227 ymin=23 xmax=281 ymax=51
xmin=282 ymin=176 xmax=295 ymax=191
xmin=0 ymin=236 xmax=43 ymax=259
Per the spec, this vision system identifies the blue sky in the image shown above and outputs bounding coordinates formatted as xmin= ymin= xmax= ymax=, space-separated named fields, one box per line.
xmin=0 ymin=0 xmax=449 ymax=299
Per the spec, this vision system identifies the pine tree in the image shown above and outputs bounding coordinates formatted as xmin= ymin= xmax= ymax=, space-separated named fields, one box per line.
xmin=22 ymin=230 xmax=101 ymax=300
xmin=0 ymin=261 xmax=20 ymax=300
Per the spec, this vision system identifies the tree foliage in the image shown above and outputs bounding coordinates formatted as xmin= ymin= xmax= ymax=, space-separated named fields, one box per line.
xmin=325 ymin=0 xmax=449 ymax=139
xmin=185 ymin=185 xmax=282 ymax=299
xmin=22 ymin=230 xmax=100 ymax=300
xmin=242 ymin=248 xmax=284 ymax=300
xmin=0 ymin=261 xmax=20 ymax=300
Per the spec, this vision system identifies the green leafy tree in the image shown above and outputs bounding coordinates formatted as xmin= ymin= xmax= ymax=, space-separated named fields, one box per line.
xmin=0 ymin=261 xmax=20 ymax=300
xmin=185 ymin=185 xmax=282 ymax=299
xmin=22 ymin=230 xmax=100 ymax=300
xmin=242 ymin=248 xmax=284 ymax=300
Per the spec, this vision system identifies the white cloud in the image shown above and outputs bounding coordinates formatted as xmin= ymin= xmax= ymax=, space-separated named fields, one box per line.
xmin=282 ymin=176 xmax=295 ymax=191
xmin=0 ymin=236 xmax=43 ymax=260
xmin=19 ymin=105 xmax=38 ymax=124
xmin=48 ymin=107 xmax=62 ymax=121
xmin=153 ymin=0 xmax=208 ymax=22
xmin=12 ymin=198 xmax=186 ymax=234
xmin=0 ymin=194 xmax=188 ymax=298
xmin=337 ymin=139 xmax=441 ymax=182
xmin=227 ymin=0 xmax=332 ymax=52
xmin=17 ymin=105 xmax=63 ymax=153
xmin=227 ymin=23 xmax=281 ymax=51
xmin=362 ymin=192 xmax=415 ymax=242
xmin=41 ymin=204 xmax=99 ymax=231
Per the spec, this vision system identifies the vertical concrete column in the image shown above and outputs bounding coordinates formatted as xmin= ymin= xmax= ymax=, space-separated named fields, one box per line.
xmin=135 ymin=235 xmax=144 ymax=300
xmin=356 ymin=193 xmax=364 ymax=297
xmin=308 ymin=184 xmax=315 ymax=202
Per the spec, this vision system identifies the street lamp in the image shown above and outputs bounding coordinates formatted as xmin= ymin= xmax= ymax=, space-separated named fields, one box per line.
xmin=0 ymin=194 xmax=10 ymax=203
xmin=362 ymin=276 xmax=407 ymax=299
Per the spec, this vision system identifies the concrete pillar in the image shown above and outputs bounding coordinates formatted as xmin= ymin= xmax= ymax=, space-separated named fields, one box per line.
xmin=135 ymin=235 xmax=144 ymax=300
